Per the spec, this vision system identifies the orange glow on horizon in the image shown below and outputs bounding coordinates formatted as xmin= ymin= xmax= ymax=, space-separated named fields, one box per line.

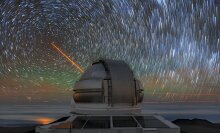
xmin=52 ymin=43 xmax=84 ymax=73
xmin=34 ymin=117 xmax=55 ymax=125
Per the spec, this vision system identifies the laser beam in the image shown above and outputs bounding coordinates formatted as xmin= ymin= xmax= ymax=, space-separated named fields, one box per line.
xmin=52 ymin=43 xmax=84 ymax=73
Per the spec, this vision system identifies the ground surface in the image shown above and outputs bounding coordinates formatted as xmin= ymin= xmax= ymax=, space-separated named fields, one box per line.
xmin=1 ymin=118 xmax=220 ymax=133
xmin=173 ymin=119 xmax=220 ymax=133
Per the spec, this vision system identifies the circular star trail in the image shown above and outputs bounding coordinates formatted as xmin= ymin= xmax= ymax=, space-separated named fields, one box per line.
xmin=0 ymin=0 xmax=220 ymax=104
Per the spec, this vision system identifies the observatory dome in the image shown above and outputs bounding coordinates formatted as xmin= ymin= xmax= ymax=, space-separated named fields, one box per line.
xmin=71 ymin=59 xmax=144 ymax=115
xmin=37 ymin=60 xmax=180 ymax=133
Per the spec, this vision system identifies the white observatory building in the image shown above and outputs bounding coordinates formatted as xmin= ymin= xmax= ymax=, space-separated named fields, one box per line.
xmin=36 ymin=59 xmax=180 ymax=133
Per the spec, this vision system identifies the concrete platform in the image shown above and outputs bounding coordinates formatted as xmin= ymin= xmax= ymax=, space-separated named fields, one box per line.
xmin=36 ymin=114 xmax=180 ymax=133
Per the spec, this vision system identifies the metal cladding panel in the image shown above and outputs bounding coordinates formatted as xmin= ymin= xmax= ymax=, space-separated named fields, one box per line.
xmin=73 ymin=92 xmax=103 ymax=103
xmin=104 ymin=60 xmax=135 ymax=106
xmin=80 ymin=63 xmax=108 ymax=80
xmin=73 ymin=79 xmax=104 ymax=103
xmin=74 ymin=79 xmax=103 ymax=90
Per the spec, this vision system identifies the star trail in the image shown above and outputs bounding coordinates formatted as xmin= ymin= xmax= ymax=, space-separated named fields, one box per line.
xmin=0 ymin=0 xmax=219 ymax=104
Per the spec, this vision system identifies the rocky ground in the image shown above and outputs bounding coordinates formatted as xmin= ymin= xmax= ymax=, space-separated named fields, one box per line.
xmin=173 ymin=119 xmax=220 ymax=133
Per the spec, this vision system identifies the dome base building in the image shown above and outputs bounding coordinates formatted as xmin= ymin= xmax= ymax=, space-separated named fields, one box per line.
xmin=36 ymin=60 xmax=180 ymax=133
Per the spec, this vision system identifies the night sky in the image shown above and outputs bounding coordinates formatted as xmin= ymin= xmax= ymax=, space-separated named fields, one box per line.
xmin=0 ymin=0 xmax=220 ymax=104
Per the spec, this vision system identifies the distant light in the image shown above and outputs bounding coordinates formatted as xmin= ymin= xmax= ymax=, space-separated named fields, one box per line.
xmin=34 ymin=117 xmax=55 ymax=125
